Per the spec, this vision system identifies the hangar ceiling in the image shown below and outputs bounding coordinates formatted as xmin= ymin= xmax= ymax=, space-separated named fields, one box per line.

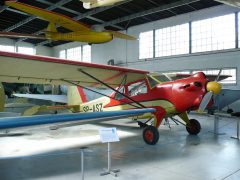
xmin=0 ymin=0 xmax=222 ymax=47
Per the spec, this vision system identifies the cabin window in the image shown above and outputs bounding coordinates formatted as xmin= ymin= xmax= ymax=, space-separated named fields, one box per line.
xmin=128 ymin=81 xmax=147 ymax=97
xmin=147 ymin=75 xmax=159 ymax=88
xmin=152 ymin=75 xmax=170 ymax=83
xmin=114 ymin=86 xmax=125 ymax=100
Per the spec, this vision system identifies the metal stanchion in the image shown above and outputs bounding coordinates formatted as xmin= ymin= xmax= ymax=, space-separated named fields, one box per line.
xmin=211 ymin=114 xmax=225 ymax=135
xmin=231 ymin=118 xmax=240 ymax=140
xmin=80 ymin=147 xmax=88 ymax=180
xmin=100 ymin=142 xmax=120 ymax=177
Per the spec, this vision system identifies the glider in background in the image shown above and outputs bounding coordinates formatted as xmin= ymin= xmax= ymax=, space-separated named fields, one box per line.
xmin=0 ymin=51 xmax=222 ymax=145
xmin=80 ymin=0 xmax=125 ymax=9
xmin=0 ymin=1 xmax=135 ymax=43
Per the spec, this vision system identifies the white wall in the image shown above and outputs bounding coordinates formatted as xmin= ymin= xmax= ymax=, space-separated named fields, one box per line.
xmin=0 ymin=37 xmax=53 ymax=56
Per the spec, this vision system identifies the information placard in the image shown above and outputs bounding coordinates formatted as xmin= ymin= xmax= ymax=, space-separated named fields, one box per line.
xmin=99 ymin=128 xmax=119 ymax=143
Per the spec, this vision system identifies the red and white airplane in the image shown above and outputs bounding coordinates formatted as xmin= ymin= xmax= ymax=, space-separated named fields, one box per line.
xmin=0 ymin=51 xmax=222 ymax=145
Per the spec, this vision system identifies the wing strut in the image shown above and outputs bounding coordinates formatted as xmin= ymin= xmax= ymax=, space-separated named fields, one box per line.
xmin=78 ymin=69 xmax=147 ymax=108
xmin=61 ymin=79 xmax=141 ymax=109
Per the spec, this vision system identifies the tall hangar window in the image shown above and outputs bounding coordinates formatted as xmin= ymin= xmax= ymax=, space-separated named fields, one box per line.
xmin=192 ymin=14 xmax=235 ymax=53
xmin=155 ymin=23 xmax=189 ymax=57
xmin=59 ymin=45 xmax=91 ymax=62
xmin=82 ymin=45 xmax=91 ymax=63
xmin=0 ymin=45 xmax=14 ymax=52
xmin=17 ymin=46 xmax=36 ymax=55
xmin=59 ymin=50 xmax=66 ymax=59
xmin=139 ymin=30 xmax=153 ymax=59
xmin=67 ymin=46 xmax=82 ymax=61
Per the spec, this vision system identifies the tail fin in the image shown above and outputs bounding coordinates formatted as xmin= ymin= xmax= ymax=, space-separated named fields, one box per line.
xmin=0 ymin=82 xmax=5 ymax=112
xmin=67 ymin=86 xmax=87 ymax=106
xmin=45 ymin=22 xmax=58 ymax=40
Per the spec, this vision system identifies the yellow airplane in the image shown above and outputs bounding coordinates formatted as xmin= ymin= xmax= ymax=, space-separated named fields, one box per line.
xmin=80 ymin=0 xmax=125 ymax=9
xmin=0 ymin=1 xmax=136 ymax=43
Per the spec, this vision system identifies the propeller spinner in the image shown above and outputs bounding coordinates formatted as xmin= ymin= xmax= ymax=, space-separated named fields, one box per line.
xmin=198 ymin=81 xmax=222 ymax=112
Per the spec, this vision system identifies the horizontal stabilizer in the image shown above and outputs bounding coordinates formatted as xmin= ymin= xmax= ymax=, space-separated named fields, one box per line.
xmin=0 ymin=108 xmax=156 ymax=129
xmin=106 ymin=30 xmax=136 ymax=40
xmin=14 ymin=94 xmax=68 ymax=103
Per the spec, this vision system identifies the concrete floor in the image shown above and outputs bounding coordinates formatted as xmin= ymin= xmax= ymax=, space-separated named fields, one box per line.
xmin=0 ymin=114 xmax=240 ymax=180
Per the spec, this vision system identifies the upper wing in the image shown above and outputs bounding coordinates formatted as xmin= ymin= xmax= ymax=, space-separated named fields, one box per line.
xmin=0 ymin=51 xmax=148 ymax=88
xmin=0 ymin=108 xmax=156 ymax=129
xmin=5 ymin=1 xmax=90 ymax=32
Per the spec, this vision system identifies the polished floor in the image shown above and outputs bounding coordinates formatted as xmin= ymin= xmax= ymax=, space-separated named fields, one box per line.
xmin=0 ymin=114 xmax=240 ymax=180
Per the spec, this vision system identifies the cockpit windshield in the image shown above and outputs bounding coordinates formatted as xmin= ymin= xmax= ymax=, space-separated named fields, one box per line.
xmin=147 ymin=74 xmax=171 ymax=88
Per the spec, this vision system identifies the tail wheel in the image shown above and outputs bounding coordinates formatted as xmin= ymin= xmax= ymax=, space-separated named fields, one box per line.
xmin=186 ymin=119 xmax=201 ymax=135
xmin=143 ymin=126 xmax=159 ymax=145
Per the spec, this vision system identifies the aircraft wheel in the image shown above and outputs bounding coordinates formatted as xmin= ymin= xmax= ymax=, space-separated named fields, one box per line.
xmin=143 ymin=126 xmax=159 ymax=145
xmin=186 ymin=119 xmax=201 ymax=135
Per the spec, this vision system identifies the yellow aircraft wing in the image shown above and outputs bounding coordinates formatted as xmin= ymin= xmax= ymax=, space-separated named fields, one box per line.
xmin=5 ymin=1 xmax=90 ymax=32
xmin=0 ymin=51 xmax=148 ymax=88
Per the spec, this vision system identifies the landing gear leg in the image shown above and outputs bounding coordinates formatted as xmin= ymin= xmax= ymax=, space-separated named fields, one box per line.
xmin=137 ymin=117 xmax=153 ymax=128
xmin=142 ymin=106 xmax=166 ymax=145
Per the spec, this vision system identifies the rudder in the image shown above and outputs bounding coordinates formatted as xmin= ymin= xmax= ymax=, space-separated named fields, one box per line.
xmin=67 ymin=86 xmax=87 ymax=106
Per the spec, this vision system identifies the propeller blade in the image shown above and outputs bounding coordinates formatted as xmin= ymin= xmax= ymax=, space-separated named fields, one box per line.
xmin=198 ymin=91 xmax=213 ymax=112
xmin=105 ymin=30 xmax=137 ymax=40
xmin=215 ymin=69 xmax=222 ymax=82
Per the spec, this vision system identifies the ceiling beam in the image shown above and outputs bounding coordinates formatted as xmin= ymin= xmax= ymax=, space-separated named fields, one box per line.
xmin=3 ymin=0 xmax=73 ymax=32
xmin=34 ymin=0 xmax=123 ymax=29
xmin=102 ymin=0 xmax=201 ymax=27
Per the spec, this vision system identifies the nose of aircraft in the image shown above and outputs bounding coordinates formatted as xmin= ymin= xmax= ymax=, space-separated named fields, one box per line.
xmin=206 ymin=81 xmax=222 ymax=94
xmin=198 ymin=81 xmax=222 ymax=112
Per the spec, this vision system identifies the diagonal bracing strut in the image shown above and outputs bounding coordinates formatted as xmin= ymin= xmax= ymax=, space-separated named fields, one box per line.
xmin=78 ymin=69 xmax=147 ymax=108
xmin=61 ymin=79 xmax=141 ymax=109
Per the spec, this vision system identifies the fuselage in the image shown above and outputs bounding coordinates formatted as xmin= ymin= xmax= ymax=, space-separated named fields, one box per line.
xmin=79 ymin=72 xmax=209 ymax=118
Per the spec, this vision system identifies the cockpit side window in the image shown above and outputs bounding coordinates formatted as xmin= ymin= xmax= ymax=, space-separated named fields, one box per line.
xmin=147 ymin=76 xmax=159 ymax=88
xmin=128 ymin=81 xmax=147 ymax=97
xmin=114 ymin=86 xmax=125 ymax=100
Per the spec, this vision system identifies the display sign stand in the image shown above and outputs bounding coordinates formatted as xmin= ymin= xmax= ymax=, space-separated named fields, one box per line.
xmin=99 ymin=128 xmax=120 ymax=177
xmin=211 ymin=114 xmax=225 ymax=135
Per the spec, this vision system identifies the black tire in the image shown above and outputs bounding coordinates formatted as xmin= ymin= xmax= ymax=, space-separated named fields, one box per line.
xmin=186 ymin=119 xmax=201 ymax=135
xmin=143 ymin=126 xmax=159 ymax=145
